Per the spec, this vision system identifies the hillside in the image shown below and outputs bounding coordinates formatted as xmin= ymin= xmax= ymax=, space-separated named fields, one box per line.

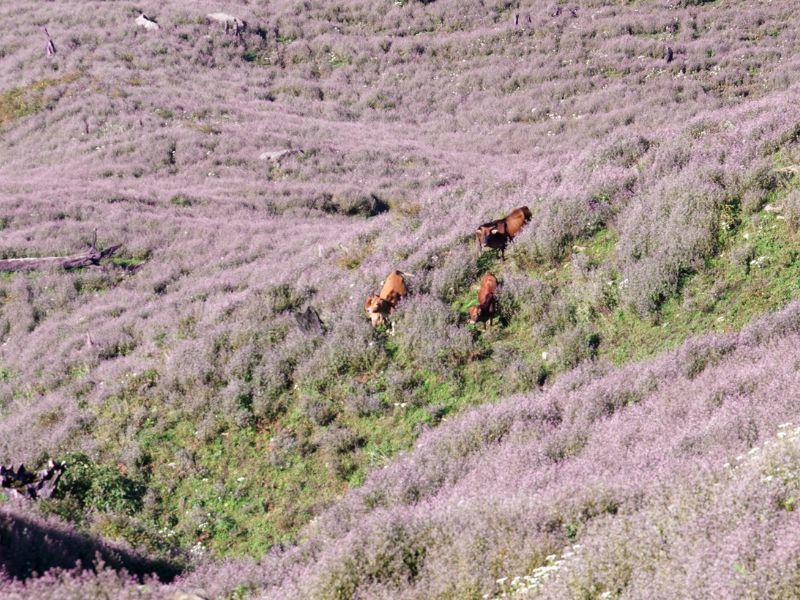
xmin=2 ymin=0 xmax=800 ymax=597
xmin=186 ymin=303 xmax=800 ymax=599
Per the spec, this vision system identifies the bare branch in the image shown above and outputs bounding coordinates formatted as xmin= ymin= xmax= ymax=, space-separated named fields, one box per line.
xmin=0 ymin=244 xmax=122 ymax=273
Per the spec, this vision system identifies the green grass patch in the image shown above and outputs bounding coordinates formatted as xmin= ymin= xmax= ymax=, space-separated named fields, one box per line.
xmin=598 ymin=207 xmax=800 ymax=364
xmin=170 ymin=194 xmax=194 ymax=207
xmin=110 ymin=256 xmax=148 ymax=269
xmin=0 ymin=72 xmax=80 ymax=128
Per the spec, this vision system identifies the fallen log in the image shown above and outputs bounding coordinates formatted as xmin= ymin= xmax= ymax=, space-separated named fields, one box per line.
xmin=1 ymin=460 xmax=66 ymax=500
xmin=44 ymin=26 xmax=57 ymax=56
xmin=0 ymin=244 xmax=122 ymax=273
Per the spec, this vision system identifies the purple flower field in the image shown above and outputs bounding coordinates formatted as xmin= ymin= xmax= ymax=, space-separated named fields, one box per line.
xmin=2 ymin=0 xmax=800 ymax=597
xmin=7 ymin=304 xmax=800 ymax=598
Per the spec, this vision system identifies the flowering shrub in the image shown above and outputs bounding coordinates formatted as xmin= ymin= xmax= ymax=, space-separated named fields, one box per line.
xmin=1 ymin=0 xmax=800 ymax=594
xmin=392 ymin=295 xmax=474 ymax=375
xmin=495 ymin=274 xmax=555 ymax=325
xmin=429 ymin=246 xmax=480 ymax=304
xmin=617 ymin=174 xmax=723 ymax=313
xmin=295 ymin=313 xmax=385 ymax=394
xmin=547 ymin=323 xmax=601 ymax=372
xmin=488 ymin=548 xmax=582 ymax=599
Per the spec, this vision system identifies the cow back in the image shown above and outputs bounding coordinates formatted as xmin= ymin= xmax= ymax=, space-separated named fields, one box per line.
xmin=477 ymin=272 xmax=498 ymax=306
xmin=504 ymin=206 xmax=532 ymax=238
xmin=379 ymin=270 xmax=408 ymax=305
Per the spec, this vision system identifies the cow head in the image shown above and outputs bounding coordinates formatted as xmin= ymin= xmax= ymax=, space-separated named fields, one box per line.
xmin=364 ymin=294 xmax=381 ymax=313
xmin=476 ymin=220 xmax=509 ymax=247
xmin=468 ymin=305 xmax=481 ymax=324
xmin=475 ymin=222 xmax=496 ymax=246
xmin=364 ymin=294 xmax=390 ymax=327
xmin=369 ymin=311 xmax=387 ymax=327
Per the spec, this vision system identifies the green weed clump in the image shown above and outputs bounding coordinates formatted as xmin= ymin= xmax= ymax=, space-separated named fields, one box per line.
xmin=0 ymin=72 xmax=80 ymax=128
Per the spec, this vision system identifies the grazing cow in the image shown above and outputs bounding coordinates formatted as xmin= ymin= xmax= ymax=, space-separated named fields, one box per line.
xmin=475 ymin=206 xmax=531 ymax=259
xmin=364 ymin=270 xmax=409 ymax=327
xmin=475 ymin=220 xmax=508 ymax=258
xmin=469 ymin=272 xmax=499 ymax=327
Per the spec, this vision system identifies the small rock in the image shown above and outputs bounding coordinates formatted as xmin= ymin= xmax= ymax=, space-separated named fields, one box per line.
xmin=207 ymin=12 xmax=242 ymax=24
xmin=166 ymin=593 xmax=207 ymax=600
xmin=259 ymin=149 xmax=300 ymax=162
xmin=135 ymin=14 xmax=160 ymax=31
xmin=207 ymin=12 xmax=246 ymax=33
xmin=294 ymin=306 xmax=325 ymax=335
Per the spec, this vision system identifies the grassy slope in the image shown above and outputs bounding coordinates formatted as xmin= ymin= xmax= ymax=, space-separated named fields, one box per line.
xmin=63 ymin=164 xmax=800 ymax=558
xmin=532 ymin=175 xmax=800 ymax=367
xmin=0 ymin=0 xmax=799 ymax=570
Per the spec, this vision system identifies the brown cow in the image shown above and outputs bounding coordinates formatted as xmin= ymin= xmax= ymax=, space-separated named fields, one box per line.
xmin=469 ymin=272 xmax=499 ymax=327
xmin=475 ymin=206 xmax=532 ymax=259
xmin=364 ymin=270 xmax=409 ymax=327
xmin=503 ymin=206 xmax=532 ymax=238
xmin=475 ymin=220 xmax=508 ymax=258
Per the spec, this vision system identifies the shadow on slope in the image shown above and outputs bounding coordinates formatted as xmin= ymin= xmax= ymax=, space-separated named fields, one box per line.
xmin=0 ymin=506 xmax=181 ymax=583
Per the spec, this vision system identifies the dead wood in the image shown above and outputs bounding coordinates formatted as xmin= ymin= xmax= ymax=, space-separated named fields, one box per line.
xmin=0 ymin=244 xmax=122 ymax=273
xmin=1 ymin=460 xmax=66 ymax=500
